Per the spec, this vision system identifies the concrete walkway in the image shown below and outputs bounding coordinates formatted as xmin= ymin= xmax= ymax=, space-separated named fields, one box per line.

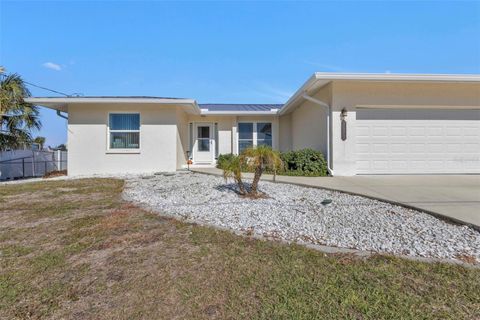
xmin=191 ymin=167 xmax=480 ymax=229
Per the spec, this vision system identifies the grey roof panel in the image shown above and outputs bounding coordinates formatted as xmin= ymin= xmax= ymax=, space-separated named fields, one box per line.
xmin=199 ymin=103 xmax=283 ymax=112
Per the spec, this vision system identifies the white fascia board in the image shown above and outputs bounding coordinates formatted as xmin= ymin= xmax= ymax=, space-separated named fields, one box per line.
xmin=356 ymin=104 xmax=480 ymax=110
xmin=200 ymin=110 xmax=279 ymax=116
xmin=26 ymin=97 xmax=197 ymax=104
xmin=314 ymin=72 xmax=480 ymax=82
xmin=25 ymin=97 xmax=201 ymax=114
xmin=279 ymin=74 xmax=318 ymax=115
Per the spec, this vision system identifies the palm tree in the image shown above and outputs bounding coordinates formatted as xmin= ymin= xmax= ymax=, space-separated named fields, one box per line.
xmin=0 ymin=67 xmax=41 ymax=151
xmin=33 ymin=136 xmax=46 ymax=149
xmin=241 ymin=145 xmax=282 ymax=196
xmin=219 ymin=154 xmax=246 ymax=195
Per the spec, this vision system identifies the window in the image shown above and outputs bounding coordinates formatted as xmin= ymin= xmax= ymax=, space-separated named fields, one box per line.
xmin=238 ymin=122 xmax=272 ymax=154
xmin=197 ymin=126 xmax=210 ymax=152
xmin=109 ymin=113 xmax=140 ymax=149
xmin=256 ymin=122 xmax=272 ymax=147
xmin=238 ymin=123 xmax=254 ymax=153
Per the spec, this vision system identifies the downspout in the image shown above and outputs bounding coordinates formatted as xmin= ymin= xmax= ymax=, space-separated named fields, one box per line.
xmin=302 ymin=93 xmax=334 ymax=176
xmin=56 ymin=110 xmax=68 ymax=120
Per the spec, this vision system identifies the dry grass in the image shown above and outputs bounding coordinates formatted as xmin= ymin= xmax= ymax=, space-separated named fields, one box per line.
xmin=0 ymin=178 xmax=479 ymax=319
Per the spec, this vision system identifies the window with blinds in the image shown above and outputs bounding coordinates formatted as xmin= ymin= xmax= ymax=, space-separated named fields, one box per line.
xmin=109 ymin=113 xmax=140 ymax=149
xmin=238 ymin=122 xmax=272 ymax=153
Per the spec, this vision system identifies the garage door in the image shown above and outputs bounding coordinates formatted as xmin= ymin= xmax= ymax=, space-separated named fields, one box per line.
xmin=355 ymin=109 xmax=480 ymax=174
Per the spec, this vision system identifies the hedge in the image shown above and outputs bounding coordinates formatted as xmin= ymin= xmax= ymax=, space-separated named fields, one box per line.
xmin=217 ymin=148 xmax=328 ymax=177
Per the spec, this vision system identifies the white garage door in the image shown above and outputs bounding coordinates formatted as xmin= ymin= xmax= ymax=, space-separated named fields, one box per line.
xmin=355 ymin=109 xmax=480 ymax=174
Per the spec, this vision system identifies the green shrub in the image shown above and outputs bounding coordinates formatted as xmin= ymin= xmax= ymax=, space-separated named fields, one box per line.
xmin=280 ymin=149 xmax=328 ymax=176
xmin=217 ymin=153 xmax=251 ymax=172
xmin=218 ymin=149 xmax=328 ymax=177
xmin=217 ymin=153 xmax=236 ymax=169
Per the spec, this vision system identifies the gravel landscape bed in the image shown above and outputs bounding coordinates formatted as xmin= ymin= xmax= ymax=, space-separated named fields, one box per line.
xmin=123 ymin=171 xmax=480 ymax=262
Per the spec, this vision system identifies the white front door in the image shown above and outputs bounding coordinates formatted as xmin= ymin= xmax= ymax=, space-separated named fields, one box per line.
xmin=194 ymin=123 xmax=214 ymax=163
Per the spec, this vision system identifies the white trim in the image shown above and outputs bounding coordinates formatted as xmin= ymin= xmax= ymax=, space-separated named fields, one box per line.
xmin=105 ymin=150 xmax=141 ymax=154
xmin=200 ymin=110 xmax=279 ymax=115
xmin=25 ymin=97 xmax=201 ymax=114
xmin=107 ymin=112 xmax=141 ymax=153
xmin=356 ymin=104 xmax=480 ymax=110
xmin=26 ymin=97 xmax=197 ymax=104
xmin=313 ymin=72 xmax=480 ymax=82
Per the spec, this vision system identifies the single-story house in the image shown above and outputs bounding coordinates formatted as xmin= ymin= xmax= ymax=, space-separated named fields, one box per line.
xmin=26 ymin=73 xmax=480 ymax=176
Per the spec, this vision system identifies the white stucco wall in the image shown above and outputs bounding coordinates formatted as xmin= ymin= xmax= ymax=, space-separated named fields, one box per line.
xmin=278 ymin=113 xmax=292 ymax=152
xmin=68 ymin=103 xmax=179 ymax=176
xmin=176 ymin=108 xmax=189 ymax=169
xmin=290 ymin=84 xmax=331 ymax=157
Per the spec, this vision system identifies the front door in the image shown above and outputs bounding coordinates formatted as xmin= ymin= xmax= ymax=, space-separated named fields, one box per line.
xmin=194 ymin=123 xmax=214 ymax=163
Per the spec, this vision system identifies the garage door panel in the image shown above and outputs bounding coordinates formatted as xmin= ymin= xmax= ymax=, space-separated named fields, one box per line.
xmin=409 ymin=127 xmax=425 ymax=137
xmin=427 ymin=127 xmax=443 ymax=136
xmin=445 ymin=127 xmax=462 ymax=136
xmin=391 ymin=143 xmax=407 ymax=153
xmin=356 ymin=126 xmax=370 ymax=136
xmin=373 ymin=127 xmax=388 ymax=136
xmin=355 ymin=109 xmax=480 ymax=174
xmin=391 ymin=127 xmax=407 ymax=136
xmin=426 ymin=143 xmax=443 ymax=153
xmin=465 ymin=127 xmax=480 ymax=136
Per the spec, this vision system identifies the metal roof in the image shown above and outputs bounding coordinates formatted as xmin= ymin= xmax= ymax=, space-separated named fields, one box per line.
xmin=199 ymin=103 xmax=283 ymax=112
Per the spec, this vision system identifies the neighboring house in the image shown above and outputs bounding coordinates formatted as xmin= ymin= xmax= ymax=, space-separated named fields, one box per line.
xmin=26 ymin=73 xmax=480 ymax=176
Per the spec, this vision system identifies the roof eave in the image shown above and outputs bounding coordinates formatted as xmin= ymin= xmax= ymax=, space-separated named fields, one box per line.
xmin=199 ymin=110 xmax=279 ymax=116
xmin=25 ymin=97 xmax=202 ymax=114
xmin=313 ymin=72 xmax=480 ymax=82
xmin=279 ymin=74 xmax=319 ymax=115
xmin=279 ymin=72 xmax=480 ymax=115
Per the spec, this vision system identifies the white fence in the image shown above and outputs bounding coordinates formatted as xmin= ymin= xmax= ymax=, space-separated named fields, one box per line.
xmin=0 ymin=150 xmax=67 ymax=181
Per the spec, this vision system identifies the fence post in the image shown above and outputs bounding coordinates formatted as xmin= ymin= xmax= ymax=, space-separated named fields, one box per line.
xmin=22 ymin=158 xmax=25 ymax=178
xmin=32 ymin=151 xmax=35 ymax=177
xmin=45 ymin=161 xmax=47 ymax=175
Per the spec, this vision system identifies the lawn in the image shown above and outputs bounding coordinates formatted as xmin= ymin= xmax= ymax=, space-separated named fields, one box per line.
xmin=0 ymin=179 xmax=479 ymax=319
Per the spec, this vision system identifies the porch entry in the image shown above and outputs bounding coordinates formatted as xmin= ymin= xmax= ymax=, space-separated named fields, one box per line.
xmin=193 ymin=123 xmax=216 ymax=164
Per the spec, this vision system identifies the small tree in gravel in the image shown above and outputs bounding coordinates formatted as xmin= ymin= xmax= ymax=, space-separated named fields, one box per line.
xmin=241 ymin=145 xmax=282 ymax=197
xmin=218 ymin=146 xmax=282 ymax=198
xmin=219 ymin=154 xmax=247 ymax=195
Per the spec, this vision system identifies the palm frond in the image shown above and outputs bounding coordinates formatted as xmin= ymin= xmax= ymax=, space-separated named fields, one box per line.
xmin=0 ymin=70 xmax=40 ymax=150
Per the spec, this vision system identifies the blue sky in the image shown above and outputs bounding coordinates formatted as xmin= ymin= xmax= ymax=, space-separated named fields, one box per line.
xmin=1 ymin=1 xmax=479 ymax=147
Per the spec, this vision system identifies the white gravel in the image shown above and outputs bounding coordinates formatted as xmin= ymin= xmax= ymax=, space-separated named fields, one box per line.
xmin=123 ymin=171 xmax=480 ymax=262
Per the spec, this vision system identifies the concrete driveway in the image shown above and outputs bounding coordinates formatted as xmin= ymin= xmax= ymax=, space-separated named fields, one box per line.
xmin=192 ymin=168 xmax=480 ymax=228
xmin=295 ymin=175 xmax=480 ymax=229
